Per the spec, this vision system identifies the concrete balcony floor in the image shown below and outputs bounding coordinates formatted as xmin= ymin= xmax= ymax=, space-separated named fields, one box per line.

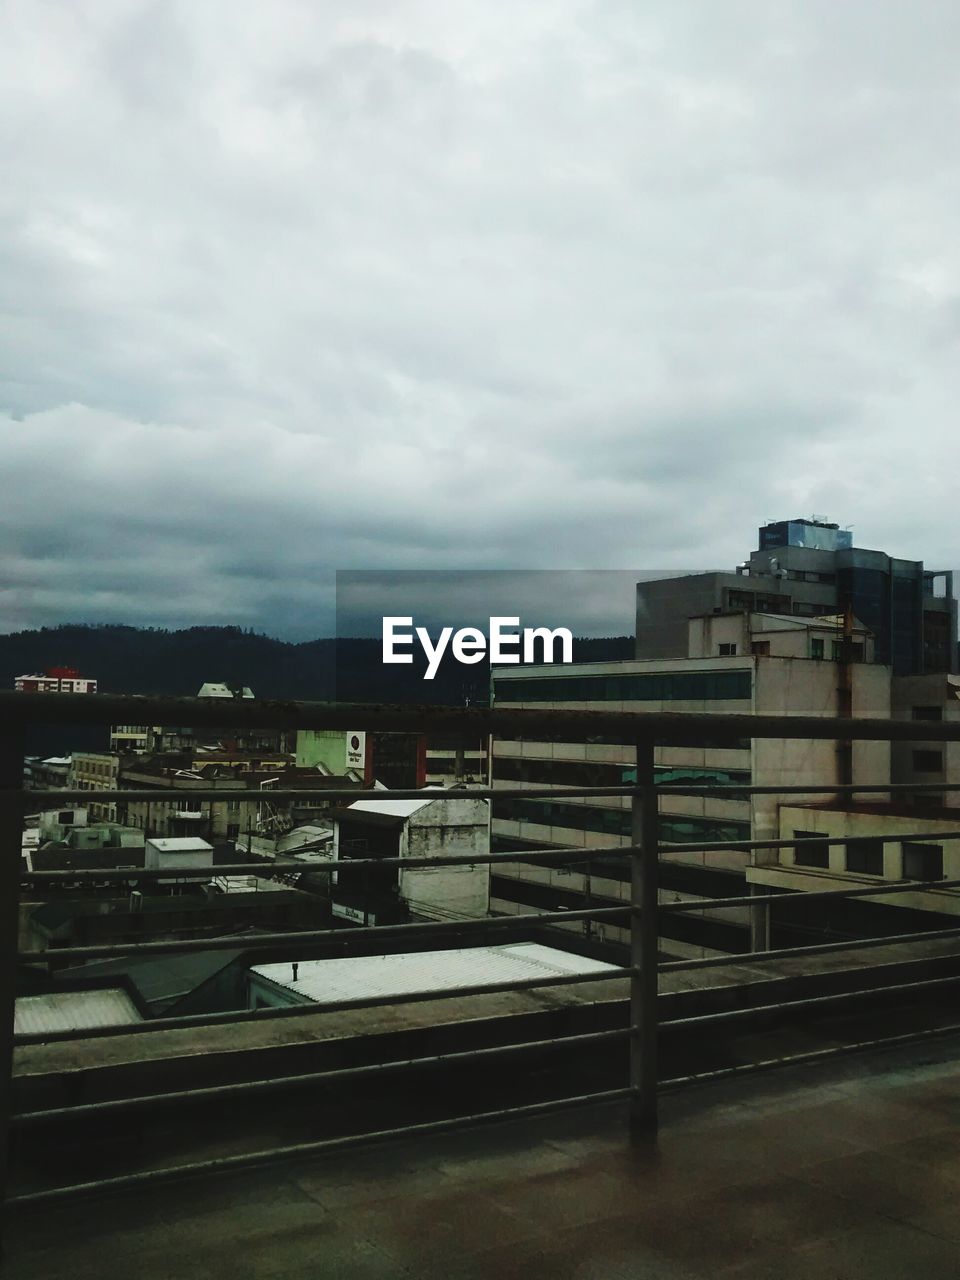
xmin=6 ymin=1034 xmax=960 ymax=1280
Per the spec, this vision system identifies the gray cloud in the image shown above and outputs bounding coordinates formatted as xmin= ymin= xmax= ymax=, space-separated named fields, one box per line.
xmin=2 ymin=0 xmax=959 ymax=638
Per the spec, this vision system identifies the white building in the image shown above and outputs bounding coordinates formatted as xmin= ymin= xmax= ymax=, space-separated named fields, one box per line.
xmin=332 ymin=794 xmax=490 ymax=924
xmin=145 ymin=836 xmax=214 ymax=887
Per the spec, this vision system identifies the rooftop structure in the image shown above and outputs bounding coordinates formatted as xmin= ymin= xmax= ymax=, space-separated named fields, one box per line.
xmin=249 ymin=942 xmax=615 ymax=1007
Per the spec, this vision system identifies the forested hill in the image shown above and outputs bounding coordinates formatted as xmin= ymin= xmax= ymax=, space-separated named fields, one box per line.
xmin=1 ymin=625 xmax=635 ymax=704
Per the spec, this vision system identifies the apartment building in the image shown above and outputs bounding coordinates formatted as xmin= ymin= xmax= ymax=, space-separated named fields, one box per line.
xmin=15 ymin=666 xmax=98 ymax=694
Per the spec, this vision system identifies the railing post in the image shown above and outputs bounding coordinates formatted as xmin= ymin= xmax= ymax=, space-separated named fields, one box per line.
xmin=0 ymin=725 xmax=25 ymax=1247
xmin=630 ymin=737 xmax=658 ymax=1139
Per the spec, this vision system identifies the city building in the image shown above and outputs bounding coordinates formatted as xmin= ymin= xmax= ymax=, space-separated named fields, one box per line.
xmin=115 ymin=754 xmax=360 ymax=843
xmin=69 ymin=751 xmax=120 ymax=821
xmin=636 ymin=518 xmax=957 ymax=675
xmin=490 ymin=610 xmax=891 ymax=960
xmin=890 ymin=673 xmax=960 ymax=808
xmin=14 ymin=667 xmax=98 ymax=694
xmin=331 ymin=794 xmax=490 ymax=925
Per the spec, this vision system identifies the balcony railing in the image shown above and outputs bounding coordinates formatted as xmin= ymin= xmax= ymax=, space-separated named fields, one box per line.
xmin=3 ymin=691 xmax=960 ymax=1227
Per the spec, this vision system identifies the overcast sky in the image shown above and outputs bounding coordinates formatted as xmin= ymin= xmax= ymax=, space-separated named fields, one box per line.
xmin=2 ymin=0 xmax=958 ymax=639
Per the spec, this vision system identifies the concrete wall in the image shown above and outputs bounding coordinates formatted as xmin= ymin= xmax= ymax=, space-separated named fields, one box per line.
xmin=890 ymin=675 xmax=960 ymax=808
xmin=400 ymin=798 xmax=491 ymax=922
xmin=747 ymin=803 xmax=960 ymax=918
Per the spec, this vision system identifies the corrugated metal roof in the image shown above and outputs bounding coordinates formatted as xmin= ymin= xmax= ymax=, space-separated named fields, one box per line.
xmin=15 ymin=989 xmax=143 ymax=1035
xmin=250 ymin=943 xmax=615 ymax=1005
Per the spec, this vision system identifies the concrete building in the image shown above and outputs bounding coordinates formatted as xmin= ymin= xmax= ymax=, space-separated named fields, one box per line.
xmin=331 ymin=794 xmax=490 ymax=925
xmin=296 ymin=729 xmax=488 ymax=789
xmin=890 ymin=673 xmax=960 ymax=809
xmin=14 ymin=666 xmax=97 ymax=693
xmin=24 ymin=756 xmax=72 ymax=791
xmin=145 ymin=836 xmax=214 ymax=886
xmin=636 ymin=518 xmax=957 ymax=675
xmin=490 ymin=613 xmax=891 ymax=960
xmin=69 ymin=751 xmax=120 ymax=821
xmin=115 ymin=754 xmax=359 ymax=844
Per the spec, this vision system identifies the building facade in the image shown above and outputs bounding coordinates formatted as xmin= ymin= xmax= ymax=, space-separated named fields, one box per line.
xmin=636 ymin=519 xmax=957 ymax=675
xmin=15 ymin=667 xmax=97 ymax=693
xmin=490 ymin=614 xmax=891 ymax=960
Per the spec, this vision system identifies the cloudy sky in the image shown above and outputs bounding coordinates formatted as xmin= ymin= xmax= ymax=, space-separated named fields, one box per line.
xmin=2 ymin=0 xmax=959 ymax=639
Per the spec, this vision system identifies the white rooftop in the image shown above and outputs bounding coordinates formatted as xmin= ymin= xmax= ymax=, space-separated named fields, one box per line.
xmin=15 ymin=989 xmax=142 ymax=1036
xmin=250 ymin=943 xmax=616 ymax=1005
xmin=345 ymin=793 xmax=446 ymax=819
xmin=197 ymin=683 xmax=255 ymax=699
xmin=145 ymin=837 xmax=213 ymax=853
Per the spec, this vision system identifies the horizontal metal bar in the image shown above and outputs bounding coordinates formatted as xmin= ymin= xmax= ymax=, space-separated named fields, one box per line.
xmin=20 ymin=780 xmax=960 ymax=808
xmin=21 ymin=843 xmax=643 ymax=884
xmin=13 ymin=964 xmax=637 ymax=1046
xmin=662 ymin=973 xmax=960 ymax=1030
xmin=7 ymin=689 xmax=960 ymax=742
xmin=658 ymin=923 xmax=960 ymax=973
xmin=4 ymin=1086 xmax=637 ymax=1207
xmin=660 ymin=1021 xmax=960 ymax=1092
xmin=13 ymin=1026 xmax=636 ymax=1126
xmin=23 ymin=830 xmax=960 ymax=885
xmin=20 ymin=784 xmax=648 ymax=807
xmin=16 ymin=904 xmax=632 ymax=966
xmin=660 ymin=875 xmax=960 ymax=914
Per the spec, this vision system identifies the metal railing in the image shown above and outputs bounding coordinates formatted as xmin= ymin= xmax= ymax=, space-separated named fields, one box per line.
xmin=4 ymin=691 xmax=960 ymax=1218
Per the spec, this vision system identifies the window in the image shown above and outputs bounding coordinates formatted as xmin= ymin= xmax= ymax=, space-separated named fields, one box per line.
xmin=912 ymin=706 xmax=943 ymax=722
xmin=810 ymin=638 xmax=824 ymax=660
xmin=226 ymin=823 xmax=240 ymax=839
xmin=718 ymin=643 xmax=737 ymax=656
xmin=793 ymin=831 xmax=830 ymax=869
xmin=750 ymin=641 xmax=770 ymax=656
xmin=494 ymin=670 xmax=752 ymax=704
xmin=912 ymin=750 xmax=943 ymax=772
xmin=902 ymin=843 xmax=943 ymax=881
xmin=58 ymin=810 xmax=74 ymax=824
xmin=846 ymin=839 xmax=884 ymax=876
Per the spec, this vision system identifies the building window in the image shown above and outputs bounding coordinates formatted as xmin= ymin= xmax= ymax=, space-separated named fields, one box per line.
xmin=846 ymin=839 xmax=884 ymax=876
xmin=902 ymin=843 xmax=944 ymax=881
xmin=912 ymin=706 xmax=943 ymax=722
xmin=750 ymin=641 xmax=770 ymax=656
xmin=912 ymin=750 xmax=944 ymax=772
xmin=793 ymin=831 xmax=830 ymax=869
xmin=494 ymin=670 xmax=752 ymax=704
xmin=810 ymin=638 xmax=824 ymax=660
xmin=718 ymin=643 xmax=737 ymax=656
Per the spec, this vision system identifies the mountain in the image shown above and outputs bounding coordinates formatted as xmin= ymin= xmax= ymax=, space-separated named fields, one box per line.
xmin=2 ymin=624 xmax=635 ymax=754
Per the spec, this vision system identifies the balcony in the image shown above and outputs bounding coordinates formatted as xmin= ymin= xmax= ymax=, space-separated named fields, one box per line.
xmin=3 ymin=691 xmax=960 ymax=1276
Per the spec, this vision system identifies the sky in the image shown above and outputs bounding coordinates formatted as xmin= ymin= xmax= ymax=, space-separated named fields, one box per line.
xmin=2 ymin=0 xmax=959 ymax=639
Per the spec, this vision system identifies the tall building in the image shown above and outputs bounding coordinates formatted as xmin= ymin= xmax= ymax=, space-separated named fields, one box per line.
xmin=636 ymin=518 xmax=957 ymax=675
xmin=490 ymin=610 xmax=891 ymax=961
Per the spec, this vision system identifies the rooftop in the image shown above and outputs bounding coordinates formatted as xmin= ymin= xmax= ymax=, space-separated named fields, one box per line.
xmin=6 ymin=1033 xmax=960 ymax=1278
xmin=251 ymin=943 xmax=615 ymax=1005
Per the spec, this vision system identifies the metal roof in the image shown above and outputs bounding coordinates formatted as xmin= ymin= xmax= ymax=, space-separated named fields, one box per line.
xmin=250 ymin=943 xmax=616 ymax=1005
xmin=14 ymin=989 xmax=143 ymax=1035
xmin=345 ymin=797 xmax=435 ymax=819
